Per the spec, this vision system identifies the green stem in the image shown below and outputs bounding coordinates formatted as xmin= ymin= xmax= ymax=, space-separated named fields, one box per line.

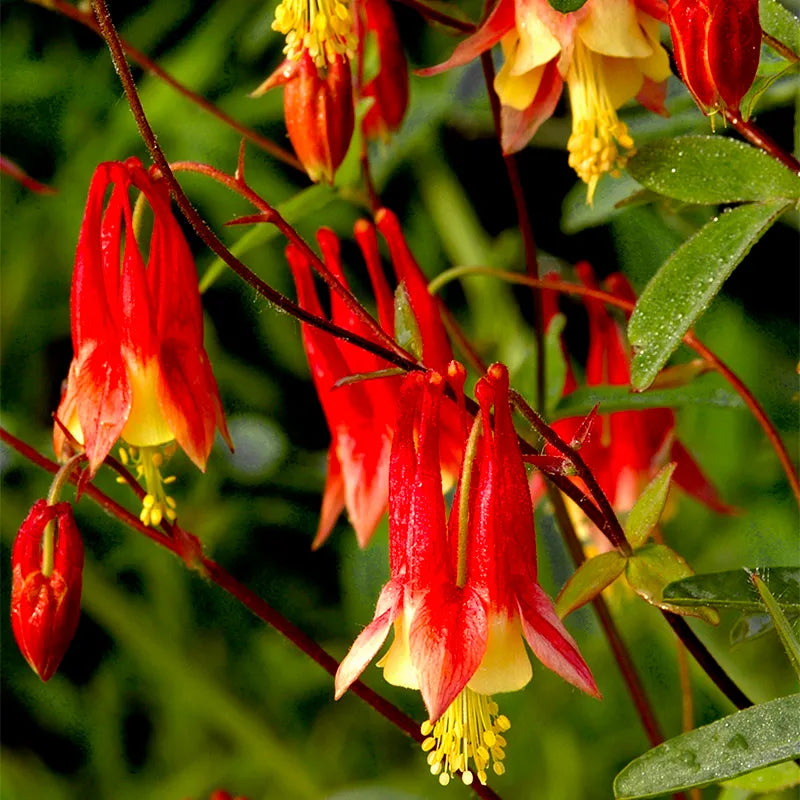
xmin=42 ymin=454 xmax=85 ymax=577
xmin=457 ymin=415 xmax=483 ymax=588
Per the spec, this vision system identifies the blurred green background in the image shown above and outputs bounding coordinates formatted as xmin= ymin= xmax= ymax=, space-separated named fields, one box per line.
xmin=1 ymin=1 xmax=798 ymax=798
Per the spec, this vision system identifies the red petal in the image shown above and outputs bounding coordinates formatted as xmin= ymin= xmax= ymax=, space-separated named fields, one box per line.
xmin=311 ymin=443 xmax=346 ymax=550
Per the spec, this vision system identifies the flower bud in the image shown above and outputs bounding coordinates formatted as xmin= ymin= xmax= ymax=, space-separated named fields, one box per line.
xmin=257 ymin=52 xmax=355 ymax=183
xmin=669 ymin=0 xmax=761 ymax=114
xmin=11 ymin=500 xmax=84 ymax=681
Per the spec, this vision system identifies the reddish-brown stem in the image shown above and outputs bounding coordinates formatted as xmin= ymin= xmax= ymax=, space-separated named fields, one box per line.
xmin=168 ymin=160 xmax=406 ymax=361
xmin=762 ymin=31 xmax=799 ymax=64
xmin=480 ymin=53 xmax=546 ymax=414
xmin=439 ymin=270 xmax=800 ymax=507
xmin=511 ymin=389 xmax=633 ymax=555
xmin=27 ymin=0 xmax=302 ymax=172
xmin=391 ymin=0 xmax=476 ymax=32
xmin=723 ymin=108 xmax=800 ymax=174
xmin=89 ymin=0 xmax=420 ymax=378
xmin=548 ymin=485 xmax=666 ymax=748
xmin=1 ymin=426 xmax=502 ymax=800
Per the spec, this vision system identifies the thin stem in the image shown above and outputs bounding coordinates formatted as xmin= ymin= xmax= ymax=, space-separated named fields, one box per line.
xmin=28 ymin=0 xmax=302 ymax=171
xmin=663 ymin=614 xmax=753 ymax=710
xmin=723 ymin=108 xmax=800 ymax=173
xmin=512 ymin=389 xmax=632 ymax=555
xmin=168 ymin=161 xmax=407 ymax=361
xmin=762 ymin=31 xmax=799 ymax=64
xmin=42 ymin=454 xmax=87 ymax=577
xmin=429 ymin=266 xmax=800 ymax=507
xmin=480 ymin=52 xmax=546 ymax=414
xmin=548 ymin=485 xmax=665 ymax=748
xmin=390 ymin=0 xmax=476 ymax=32
xmin=88 ymin=0 xmax=420 ymax=377
xmin=0 ymin=426 xmax=502 ymax=800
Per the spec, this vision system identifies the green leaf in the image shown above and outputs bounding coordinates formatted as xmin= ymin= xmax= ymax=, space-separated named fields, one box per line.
xmin=730 ymin=613 xmax=777 ymax=646
xmin=663 ymin=567 xmax=800 ymax=611
xmin=546 ymin=0 xmax=589 ymax=11
xmin=614 ymin=694 xmax=800 ymax=799
xmin=627 ymin=136 xmax=800 ymax=204
xmin=625 ymin=464 xmax=676 ymax=549
xmin=721 ymin=760 xmax=800 ymax=792
xmin=556 ymin=551 xmax=627 ymax=618
xmin=626 ymin=544 xmax=719 ymax=623
xmin=751 ymin=571 xmax=800 ymax=678
xmin=629 ymin=200 xmax=790 ymax=390
xmin=760 ymin=0 xmax=800 ymax=56
xmin=553 ymin=382 xmax=744 ymax=419
xmin=394 ymin=283 xmax=422 ymax=360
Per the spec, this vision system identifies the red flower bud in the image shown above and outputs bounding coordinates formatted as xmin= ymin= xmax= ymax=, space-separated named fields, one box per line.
xmin=11 ymin=500 xmax=84 ymax=681
xmin=669 ymin=0 xmax=761 ymax=114
xmin=255 ymin=52 xmax=354 ymax=183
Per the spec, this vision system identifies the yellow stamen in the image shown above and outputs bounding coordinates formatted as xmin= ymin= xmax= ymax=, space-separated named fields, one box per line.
xmin=566 ymin=41 xmax=635 ymax=204
xmin=122 ymin=444 xmax=179 ymax=527
xmin=420 ymin=688 xmax=510 ymax=787
xmin=272 ymin=0 xmax=355 ymax=69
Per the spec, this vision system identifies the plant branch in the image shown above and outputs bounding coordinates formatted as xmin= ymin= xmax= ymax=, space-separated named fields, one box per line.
xmin=391 ymin=0 xmax=476 ymax=32
xmin=89 ymin=0 xmax=420 ymax=377
xmin=723 ymin=108 xmax=800 ymax=173
xmin=28 ymin=0 xmax=302 ymax=171
xmin=429 ymin=267 xmax=800 ymax=506
xmin=0 ymin=426 xmax=502 ymax=800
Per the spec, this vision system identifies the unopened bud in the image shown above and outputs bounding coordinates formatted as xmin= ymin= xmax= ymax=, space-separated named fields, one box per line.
xmin=669 ymin=0 xmax=760 ymax=115
xmin=10 ymin=500 xmax=84 ymax=681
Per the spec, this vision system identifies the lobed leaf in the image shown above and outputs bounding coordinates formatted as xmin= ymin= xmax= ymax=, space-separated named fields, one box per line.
xmin=628 ymin=199 xmax=790 ymax=390
xmin=627 ymin=136 xmax=800 ymax=204
xmin=626 ymin=544 xmax=719 ymax=623
xmin=663 ymin=567 xmax=800 ymax=611
xmin=556 ymin=551 xmax=627 ymax=618
xmin=614 ymin=694 xmax=800 ymax=798
xmin=625 ymin=464 xmax=676 ymax=549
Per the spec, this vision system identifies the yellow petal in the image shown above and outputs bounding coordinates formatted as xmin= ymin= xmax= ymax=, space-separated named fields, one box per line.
xmin=578 ymin=0 xmax=652 ymax=59
xmin=514 ymin=7 xmax=562 ymax=73
xmin=468 ymin=614 xmax=532 ymax=695
xmin=121 ymin=357 xmax=174 ymax=448
xmin=379 ymin=613 xmax=420 ymax=689
xmin=600 ymin=55 xmax=644 ymax=110
xmin=636 ymin=15 xmax=671 ymax=82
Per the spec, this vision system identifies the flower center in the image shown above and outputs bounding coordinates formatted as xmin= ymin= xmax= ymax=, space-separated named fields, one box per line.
xmin=119 ymin=445 xmax=178 ymax=527
xmin=420 ymin=688 xmax=510 ymax=786
xmin=272 ymin=0 xmax=355 ymax=69
xmin=566 ymin=41 xmax=635 ymax=204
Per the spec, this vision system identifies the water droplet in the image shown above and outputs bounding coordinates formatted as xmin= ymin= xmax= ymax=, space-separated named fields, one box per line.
xmin=726 ymin=733 xmax=749 ymax=751
xmin=677 ymin=749 xmax=700 ymax=770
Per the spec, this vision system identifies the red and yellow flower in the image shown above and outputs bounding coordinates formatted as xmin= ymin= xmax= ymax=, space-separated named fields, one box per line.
xmin=423 ymin=0 xmax=672 ymax=201
xmin=287 ymin=209 xmax=461 ymax=548
xmin=335 ymin=365 xmax=598 ymax=786
xmin=54 ymin=158 xmax=231 ymax=525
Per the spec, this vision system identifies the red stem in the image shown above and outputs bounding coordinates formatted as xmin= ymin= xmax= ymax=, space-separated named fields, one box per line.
xmin=390 ymin=0 xmax=476 ymax=32
xmin=723 ymin=108 xmax=800 ymax=174
xmin=0 ymin=426 xmax=502 ymax=800
xmin=28 ymin=0 xmax=302 ymax=172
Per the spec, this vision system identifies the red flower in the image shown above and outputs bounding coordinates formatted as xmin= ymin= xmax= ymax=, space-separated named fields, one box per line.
xmin=335 ymin=366 xmax=598 ymax=786
xmin=669 ymin=0 xmax=760 ymax=114
xmin=536 ymin=263 xmax=730 ymax=516
xmin=53 ymin=158 xmax=230 ymax=524
xmin=356 ymin=0 xmax=409 ymax=141
xmin=287 ymin=209 xmax=460 ymax=548
xmin=11 ymin=500 xmax=84 ymax=682
xmin=253 ymin=53 xmax=355 ymax=184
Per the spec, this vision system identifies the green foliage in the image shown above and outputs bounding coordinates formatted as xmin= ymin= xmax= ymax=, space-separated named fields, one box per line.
xmin=625 ymin=464 xmax=676 ymax=549
xmin=614 ymin=694 xmax=800 ymax=799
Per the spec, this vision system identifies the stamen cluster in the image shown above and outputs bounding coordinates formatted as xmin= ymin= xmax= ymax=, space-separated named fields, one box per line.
xmin=272 ymin=0 xmax=355 ymax=69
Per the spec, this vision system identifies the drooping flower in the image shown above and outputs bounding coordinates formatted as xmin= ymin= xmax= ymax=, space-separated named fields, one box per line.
xmin=11 ymin=500 xmax=84 ymax=682
xmin=534 ymin=263 xmax=731 ymax=520
xmin=287 ymin=208 xmax=461 ymax=548
xmin=335 ymin=365 xmax=599 ymax=787
xmin=668 ymin=0 xmax=760 ymax=115
xmin=53 ymin=158 xmax=231 ymax=525
xmin=421 ymin=0 xmax=672 ymax=201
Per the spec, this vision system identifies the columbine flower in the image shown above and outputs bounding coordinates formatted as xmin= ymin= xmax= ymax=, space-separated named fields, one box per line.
xmin=53 ymin=158 xmax=231 ymax=526
xmin=535 ymin=263 xmax=730 ymax=518
xmin=335 ymin=365 xmax=598 ymax=787
xmin=11 ymin=500 xmax=84 ymax=681
xmin=422 ymin=0 xmax=672 ymax=201
xmin=287 ymin=209 xmax=460 ymax=548
xmin=669 ymin=0 xmax=760 ymax=115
